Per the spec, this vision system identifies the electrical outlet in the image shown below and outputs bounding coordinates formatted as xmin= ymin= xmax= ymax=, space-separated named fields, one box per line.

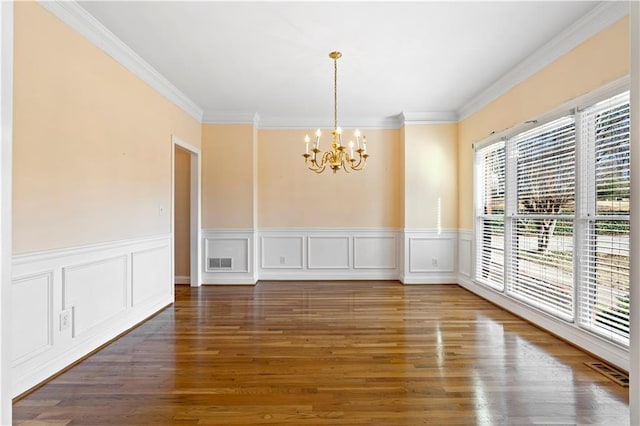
xmin=60 ymin=309 xmax=72 ymax=331
xmin=279 ymin=256 xmax=286 ymax=265
xmin=432 ymin=258 xmax=438 ymax=267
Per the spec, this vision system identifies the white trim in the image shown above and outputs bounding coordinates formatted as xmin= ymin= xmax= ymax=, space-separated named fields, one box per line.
xmin=260 ymin=235 xmax=304 ymax=270
xmin=458 ymin=1 xmax=629 ymax=121
xmin=37 ymin=1 xmax=203 ymax=122
xmin=629 ymin=3 xmax=640 ymax=424
xmin=13 ymin=234 xmax=170 ymax=265
xmin=353 ymin=236 xmax=397 ymax=270
xmin=200 ymin=277 xmax=257 ymax=285
xmin=14 ymin=293 xmax=171 ymax=397
xmin=34 ymin=1 xmax=628 ymax=130
xmin=402 ymin=229 xmax=458 ymax=285
xmin=11 ymin=272 xmax=53 ymax=370
xmin=402 ymin=274 xmax=458 ymax=285
xmin=205 ymin=238 xmax=250 ymax=273
xmin=256 ymin=228 xmax=457 ymax=283
xmin=472 ymin=76 xmax=630 ymax=152
xmin=259 ymin=227 xmax=402 ymax=235
xmin=172 ymin=135 xmax=202 ymax=288
xmin=458 ymin=275 xmax=629 ymax=371
xmin=258 ymin=227 xmax=401 ymax=280
xmin=11 ymin=234 xmax=172 ymax=397
xmin=307 ymin=236 xmax=350 ymax=270
xmin=202 ymin=111 xmax=258 ymax=125
xmin=0 ymin=0 xmax=12 ymax=422
xmin=258 ymin=271 xmax=400 ymax=281
xmin=458 ymin=230 xmax=473 ymax=279
xmin=254 ymin=115 xmax=403 ymax=130
xmin=201 ymin=229 xmax=257 ymax=285
xmin=174 ymin=275 xmax=190 ymax=285
xmin=400 ymin=111 xmax=458 ymax=125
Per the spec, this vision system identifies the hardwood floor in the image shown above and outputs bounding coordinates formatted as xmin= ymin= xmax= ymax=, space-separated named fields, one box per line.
xmin=14 ymin=281 xmax=629 ymax=425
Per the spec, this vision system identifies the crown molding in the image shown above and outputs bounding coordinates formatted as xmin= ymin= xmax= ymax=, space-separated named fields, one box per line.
xmin=400 ymin=111 xmax=458 ymax=125
xmin=457 ymin=1 xmax=629 ymax=122
xmin=254 ymin=115 xmax=403 ymax=130
xmin=36 ymin=1 xmax=626 ymax=128
xmin=201 ymin=111 xmax=258 ymax=125
xmin=37 ymin=1 xmax=204 ymax=122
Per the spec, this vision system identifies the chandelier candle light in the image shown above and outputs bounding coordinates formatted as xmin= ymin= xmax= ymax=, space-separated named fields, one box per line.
xmin=302 ymin=51 xmax=369 ymax=173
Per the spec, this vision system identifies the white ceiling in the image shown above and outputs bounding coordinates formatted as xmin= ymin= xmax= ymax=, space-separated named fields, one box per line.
xmin=74 ymin=1 xmax=617 ymax=127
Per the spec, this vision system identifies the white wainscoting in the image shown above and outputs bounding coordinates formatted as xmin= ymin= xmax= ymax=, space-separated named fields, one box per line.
xmin=201 ymin=229 xmax=257 ymax=284
xmin=257 ymin=228 xmax=400 ymax=280
xmin=402 ymin=229 xmax=458 ymax=284
xmin=11 ymin=234 xmax=173 ymax=397
xmin=458 ymin=229 xmax=473 ymax=280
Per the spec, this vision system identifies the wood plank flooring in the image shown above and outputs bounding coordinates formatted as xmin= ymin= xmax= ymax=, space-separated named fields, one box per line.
xmin=14 ymin=281 xmax=629 ymax=425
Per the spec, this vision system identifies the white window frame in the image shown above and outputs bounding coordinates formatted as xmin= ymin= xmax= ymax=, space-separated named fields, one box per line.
xmin=472 ymin=79 xmax=631 ymax=352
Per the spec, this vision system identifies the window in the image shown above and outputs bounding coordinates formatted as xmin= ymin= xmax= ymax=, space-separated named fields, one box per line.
xmin=578 ymin=93 xmax=630 ymax=345
xmin=474 ymin=90 xmax=630 ymax=346
xmin=508 ymin=117 xmax=576 ymax=320
xmin=475 ymin=142 xmax=505 ymax=290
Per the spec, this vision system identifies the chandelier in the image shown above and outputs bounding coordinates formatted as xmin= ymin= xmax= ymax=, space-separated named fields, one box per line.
xmin=302 ymin=51 xmax=369 ymax=173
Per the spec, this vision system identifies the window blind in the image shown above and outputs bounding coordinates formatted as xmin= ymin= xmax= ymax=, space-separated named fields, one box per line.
xmin=475 ymin=142 xmax=505 ymax=290
xmin=577 ymin=92 xmax=630 ymax=345
xmin=507 ymin=116 xmax=575 ymax=320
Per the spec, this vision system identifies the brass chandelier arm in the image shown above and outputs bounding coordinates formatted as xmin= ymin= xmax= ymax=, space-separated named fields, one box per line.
xmin=348 ymin=152 xmax=369 ymax=171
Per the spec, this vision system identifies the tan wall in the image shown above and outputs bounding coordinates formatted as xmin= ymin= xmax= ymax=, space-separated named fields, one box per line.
xmin=458 ymin=17 xmax=629 ymax=230
xmin=403 ymin=123 xmax=458 ymax=229
xmin=174 ymin=146 xmax=191 ymax=277
xmin=201 ymin=124 xmax=255 ymax=228
xmin=13 ymin=2 xmax=201 ymax=254
xmin=258 ymin=128 xmax=401 ymax=228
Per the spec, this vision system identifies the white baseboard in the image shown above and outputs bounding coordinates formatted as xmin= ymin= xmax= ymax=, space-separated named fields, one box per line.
xmin=401 ymin=273 xmax=458 ymax=284
xmin=457 ymin=275 xmax=629 ymax=371
xmin=11 ymin=234 xmax=173 ymax=397
xmin=174 ymin=275 xmax=190 ymax=284
xmin=258 ymin=271 xmax=400 ymax=281
xmin=202 ymin=275 xmax=258 ymax=285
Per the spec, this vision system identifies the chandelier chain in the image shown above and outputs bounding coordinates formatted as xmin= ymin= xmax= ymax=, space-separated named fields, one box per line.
xmin=334 ymin=56 xmax=338 ymax=131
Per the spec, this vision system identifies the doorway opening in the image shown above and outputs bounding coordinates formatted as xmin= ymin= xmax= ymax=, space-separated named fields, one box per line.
xmin=172 ymin=136 xmax=201 ymax=287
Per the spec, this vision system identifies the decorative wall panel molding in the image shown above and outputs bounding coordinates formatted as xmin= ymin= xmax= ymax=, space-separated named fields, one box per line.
xmin=132 ymin=246 xmax=172 ymax=306
xmin=257 ymin=228 xmax=400 ymax=281
xmin=201 ymin=229 xmax=256 ymax=284
xmin=353 ymin=236 xmax=397 ymax=269
xmin=261 ymin=236 xmax=304 ymax=269
xmin=308 ymin=236 xmax=350 ymax=269
xmin=63 ymin=256 xmax=128 ymax=338
xmin=402 ymin=229 xmax=458 ymax=284
xmin=12 ymin=273 xmax=53 ymax=364
xmin=458 ymin=230 xmax=473 ymax=279
xmin=11 ymin=234 xmax=172 ymax=397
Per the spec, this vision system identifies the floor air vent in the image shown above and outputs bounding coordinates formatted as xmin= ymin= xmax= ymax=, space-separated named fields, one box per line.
xmin=584 ymin=362 xmax=629 ymax=387
xmin=208 ymin=257 xmax=232 ymax=269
